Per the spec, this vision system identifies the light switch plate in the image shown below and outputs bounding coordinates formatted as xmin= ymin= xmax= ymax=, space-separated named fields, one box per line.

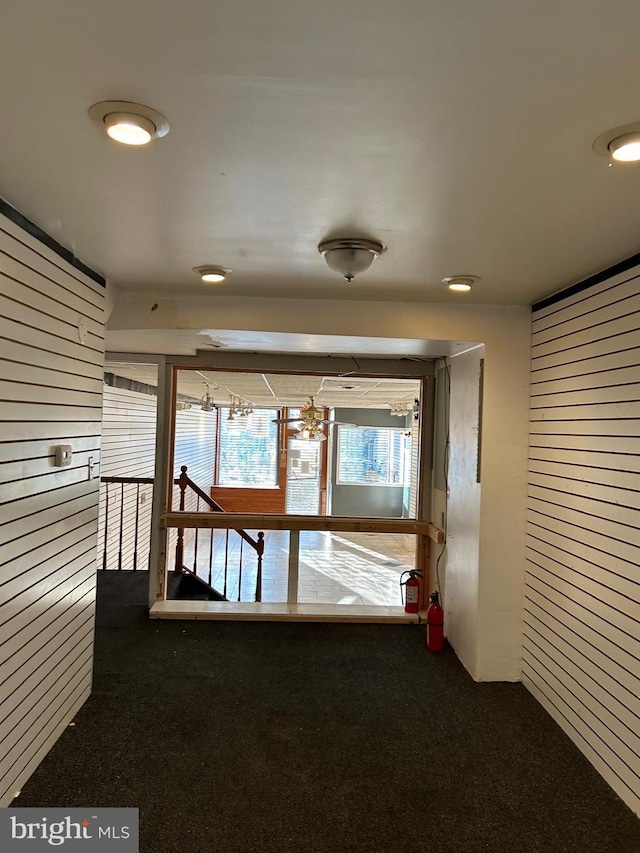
xmin=54 ymin=445 xmax=72 ymax=467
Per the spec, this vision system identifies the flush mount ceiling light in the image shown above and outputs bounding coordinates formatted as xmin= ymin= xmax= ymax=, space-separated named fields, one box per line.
xmin=443 ymin=275 xmax=480 ymax=292
xmin=88 ymin=101 xmax=170 ymax=146
xmin=593 ymin=121 xmax=640 ymax=163
xmin=193 ymin=266 xmax=232 ymax=283
xmin=318 ymin=238 xmax=386 ymax=282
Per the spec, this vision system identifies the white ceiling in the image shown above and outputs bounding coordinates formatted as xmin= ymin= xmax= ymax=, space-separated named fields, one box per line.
xmin=2 ymin=1 xmax=640 ymax=312
xmin=106 ymin=363 xmax=422 ymax=409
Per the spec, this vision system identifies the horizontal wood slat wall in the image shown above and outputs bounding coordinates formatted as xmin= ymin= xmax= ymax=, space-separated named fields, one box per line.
xmin=209 ymin=486 xmax=286 ymax=514
xmin=173 ymin=408 xmax=217 ymax=493
xmin=98 ymin=385 xmax=157 ymax=571
xmin=527 ymin=265 xmax=640 ymax=817
xmin=0 ymin=210 xmax=105 ymax=806
xmin=99 ymin=387 xmax=217 ymax=571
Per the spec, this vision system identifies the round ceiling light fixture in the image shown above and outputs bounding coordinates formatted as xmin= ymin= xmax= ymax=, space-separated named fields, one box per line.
xmin=593 ymin=121 xmax=640 ymax=163
xmin=193 ymin=265 xmax=232 ymax=283
xmin=318 ymin=238 xmax=386 ymax=282
xmin=443 ymin=275 xmax=480 ymax=293
xmin=88 ymin=101 xmax=170 ymax=146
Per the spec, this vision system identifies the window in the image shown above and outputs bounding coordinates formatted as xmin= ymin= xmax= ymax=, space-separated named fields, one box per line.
xmin=336 ymin=426 xmax=407 ymax=486
xmin=217 ymin=408 xmax=279 ymax=487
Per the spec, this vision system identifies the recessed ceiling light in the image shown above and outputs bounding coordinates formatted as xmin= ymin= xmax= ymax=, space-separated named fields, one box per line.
xmin=105 ymin=113 xmax=155 ymax=146
xmin=88 ymin=101 xmax=170 ymax=146
xmin=609 ymin=133 xmax=640 ymax=162
xmin=593 ymin=122 xmax=640 ymax=163
xmin=193 ymin=266 xmax=232 ymax=283
xmin=443 ymin=275 xmax=480 ymax=292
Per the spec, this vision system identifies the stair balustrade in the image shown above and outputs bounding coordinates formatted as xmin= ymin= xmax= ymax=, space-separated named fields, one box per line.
xmin=99 ymin=466 xmax=265 ymax=603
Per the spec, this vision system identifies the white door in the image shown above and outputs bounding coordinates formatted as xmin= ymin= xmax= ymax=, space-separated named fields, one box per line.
xmin=286 ymin=436 xmax=321 ymax=514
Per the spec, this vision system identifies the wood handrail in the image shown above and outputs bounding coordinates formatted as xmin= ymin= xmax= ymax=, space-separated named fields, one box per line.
xmin=101 ymin=476 xmax=155 ymax=484
xmin=177 ymin=466 xmax=262 ymax=553
xmin=162 ymin=511 xmax=438 ymax=540
xmin=177 ymin=472 xmax=226 ymax=513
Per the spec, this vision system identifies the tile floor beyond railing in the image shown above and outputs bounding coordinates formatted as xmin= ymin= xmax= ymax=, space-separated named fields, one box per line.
xmin=177 ymin=530 xmax=418 ymax=607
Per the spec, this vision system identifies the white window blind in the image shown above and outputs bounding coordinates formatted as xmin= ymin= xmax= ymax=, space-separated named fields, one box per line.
xmin=217 ymin=408 xmax=279 ymax=486
xmin=336 ymin=427 xmax=406 ymax=486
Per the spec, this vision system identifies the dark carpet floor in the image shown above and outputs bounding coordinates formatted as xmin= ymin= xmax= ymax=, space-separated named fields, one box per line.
xmin=13 ymin=572 xmax=640 ymax=853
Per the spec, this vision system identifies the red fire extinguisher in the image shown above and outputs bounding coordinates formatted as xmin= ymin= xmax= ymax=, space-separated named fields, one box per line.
xmin=426 ymin=591 xmax=444 ymax=652
xmin=400 ymin=570 xmax=422 ymax=614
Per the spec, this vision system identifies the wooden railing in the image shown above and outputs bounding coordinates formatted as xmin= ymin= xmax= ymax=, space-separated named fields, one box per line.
xmin=161 ymin=511 xmax=442 ymax=609
xmin=174 ymin=466 xmax=265 ymax=602
xmin=100 ymin=469 xmax=265 ymax=603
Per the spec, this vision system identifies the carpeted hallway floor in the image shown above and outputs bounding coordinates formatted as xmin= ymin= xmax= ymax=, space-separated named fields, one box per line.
xmin=13 ymin=572 xmax=640 ymax=853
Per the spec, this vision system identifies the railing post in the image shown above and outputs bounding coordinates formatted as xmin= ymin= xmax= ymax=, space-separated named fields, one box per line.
xmin=255 ymin=531 xmax=265 ymax=603
xmin=288 ymin=529 xmax=300 ymax=605
xmin=174 ymin=465 xmax=188 ymax=574
xmin=118 ymin=482 xmax=124 ymax=571
xmin=133 ymin=482 xmax=140 ymax=572
xmin=193 ymin=495 xmax=200 ymax=574
xmin=102 ymin=483 xmax=109 ymax=571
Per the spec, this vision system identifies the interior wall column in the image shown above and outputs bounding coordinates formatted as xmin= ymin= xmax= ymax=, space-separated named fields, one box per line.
xmin=149 ymin=358 xmax=172 ymax=606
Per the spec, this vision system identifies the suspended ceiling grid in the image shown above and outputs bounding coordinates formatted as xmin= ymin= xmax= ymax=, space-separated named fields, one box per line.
xmin=105 ymin=363 xmax=421 ymax=409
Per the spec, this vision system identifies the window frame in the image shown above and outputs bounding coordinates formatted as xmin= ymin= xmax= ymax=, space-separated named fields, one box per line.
xmin=335 ymin=424 xmax=409 ymax=487
xmin=215 ymin=406 xmax=281 ymax=488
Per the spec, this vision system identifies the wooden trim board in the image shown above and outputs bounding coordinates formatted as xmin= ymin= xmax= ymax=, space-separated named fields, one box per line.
xmin=150 ymin=601 xmax=421 ymax=623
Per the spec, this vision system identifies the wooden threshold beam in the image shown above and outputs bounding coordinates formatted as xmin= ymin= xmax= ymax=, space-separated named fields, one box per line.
xmin=162 ymin=512 xmax=445 ymax=542
xmin=162 ymin=511 xmax=437 ymax=537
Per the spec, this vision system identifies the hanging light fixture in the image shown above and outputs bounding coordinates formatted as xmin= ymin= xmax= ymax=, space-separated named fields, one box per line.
xmin=200 ymin=385 xmax=215 ymax=412
xmin=227 ymin=396 xmax=254 ymax=429
xmin=297 ymin=420 xmax=326 ymax=442
xmin=318 ymin=238 xmax=386 ymax=282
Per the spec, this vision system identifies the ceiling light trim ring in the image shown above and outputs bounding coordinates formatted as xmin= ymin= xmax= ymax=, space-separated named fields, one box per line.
xmin=318 ymin=238 xmax=386 ymax=258
xmin=193 ymin=265 xmax=233 ymax=283
xmin=88 ymin=101 xmax=171 ymax=143
xmin=443 ymin=275 xmax=481 ymax=291
xmin=593 ymin=121 xmax=640 ymax=161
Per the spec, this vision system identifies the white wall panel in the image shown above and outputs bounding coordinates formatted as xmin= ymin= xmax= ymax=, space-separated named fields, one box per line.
xmin=0 ymin=209 xmax=104 ymax=806
xmin=173 ymin=408 xmax=217 ymax=489
xmin=98 ymin=384 xmax=156 ymax=572
xmin=527 ymin=267 xmax=640 ymax=816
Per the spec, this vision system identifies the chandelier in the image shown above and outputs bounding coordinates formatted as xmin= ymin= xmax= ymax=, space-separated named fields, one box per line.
xmin=297 ymin=419 xmax=326 ymax=442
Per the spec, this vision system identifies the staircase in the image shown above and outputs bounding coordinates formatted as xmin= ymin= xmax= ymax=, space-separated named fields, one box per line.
xmin=171 ymin=465 xmax=265 ymax=602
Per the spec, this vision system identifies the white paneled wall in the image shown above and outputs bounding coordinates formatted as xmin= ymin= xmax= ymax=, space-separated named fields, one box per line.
xmin=98 ymin=383 xmax=217 ymax=573
xmin=0 ymin=212 xmax=105 ymax=805
xmin=526 ymin=268 xmax=640 ymax=816
xmin=173 ymin=408 xmax=217 ymax=490
xmin=101 ymin=384 xmax=156 ymax=479
xmin=98 ymin=385 xmax=156 ymax=571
